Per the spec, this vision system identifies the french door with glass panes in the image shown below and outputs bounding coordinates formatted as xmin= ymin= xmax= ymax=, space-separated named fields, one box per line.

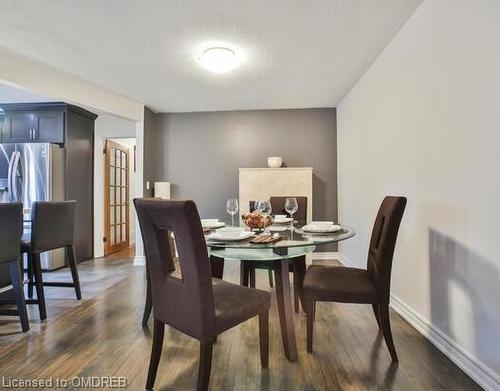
xmin=104 ymin=140 xmax=130 ymax=255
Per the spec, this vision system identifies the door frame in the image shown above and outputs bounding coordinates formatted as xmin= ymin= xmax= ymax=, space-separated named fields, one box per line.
xmin=104 ymin=139 xmax=130 ymax=255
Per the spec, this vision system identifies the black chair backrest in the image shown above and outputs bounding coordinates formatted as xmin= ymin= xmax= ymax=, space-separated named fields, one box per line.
xmin=367 ymin=196 xmax=407 ymax=303
xmin=30 ymin=201 xmax=76 ymax=253
xmin=270 ymin=196 xmax=308 ymax=226
xmin=0 ymin=202 xmax=23 ymax=263
xmin=134 ymin=199 xmax=216 ymax=341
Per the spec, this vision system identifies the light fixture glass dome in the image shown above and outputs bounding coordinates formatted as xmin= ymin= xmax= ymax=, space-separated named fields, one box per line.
xmin=198 ymin=47 xmax=240 ymax=74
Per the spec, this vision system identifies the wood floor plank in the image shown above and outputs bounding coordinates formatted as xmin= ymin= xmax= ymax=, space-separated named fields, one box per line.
xmin=0 ymin=251 xmax=481 ymax=390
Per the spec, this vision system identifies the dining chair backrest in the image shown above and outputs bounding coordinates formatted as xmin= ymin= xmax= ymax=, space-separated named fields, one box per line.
xmin=134 ymin=199 xmax=216 ymax=341
xmin=270 ymin=196 xmax=308 ymax=225
xmin=0 ymin=203 xmax=23 ymax=263
xmin=30 ymin=201 xmax=76 ymax=254
xmin=366 ymin=196 xmax=407 ymax=303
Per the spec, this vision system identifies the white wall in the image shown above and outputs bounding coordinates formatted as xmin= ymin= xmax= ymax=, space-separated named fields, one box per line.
xmin=0 ymin=47 xmax=142 ymax=121
xmin=94 ymin=114 xmax=136 ymax=258
xmin=337 ymin=1 xmax=500 ymax=389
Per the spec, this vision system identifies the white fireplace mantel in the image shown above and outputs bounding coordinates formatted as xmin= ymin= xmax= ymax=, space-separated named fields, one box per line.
xmin=238 ymin=167 xmax=313 ymax=222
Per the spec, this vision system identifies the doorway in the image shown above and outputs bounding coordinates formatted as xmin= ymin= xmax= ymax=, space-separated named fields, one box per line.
xmin=104 ymin=139 xmax=131 ymax=255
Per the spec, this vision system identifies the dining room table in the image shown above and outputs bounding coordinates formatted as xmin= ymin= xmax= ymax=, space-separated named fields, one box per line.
xmin=206 ymin=222 xmax=355 ymax=362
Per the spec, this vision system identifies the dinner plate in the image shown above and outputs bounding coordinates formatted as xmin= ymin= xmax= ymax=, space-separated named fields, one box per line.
xmin=207 ymin=231 xmax=255 ymax=241
xmin=301 ymin=224 xmax=342 ymax=233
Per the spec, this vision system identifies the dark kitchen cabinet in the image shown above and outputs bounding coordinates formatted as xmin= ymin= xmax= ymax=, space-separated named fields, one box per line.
xmin=4 ymin=111 xmax=36 ymax=142
xmin=36 ymin=110 xmax=65 ymax=143
xmin=0 ymin=103 xmax=65 ymax=144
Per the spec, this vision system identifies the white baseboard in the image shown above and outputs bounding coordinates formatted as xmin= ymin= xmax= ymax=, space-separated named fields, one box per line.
xmin=338 ymin=254 xmax=498 ymax=391
xmin=133 ymin=255 xmax=145 ymax=266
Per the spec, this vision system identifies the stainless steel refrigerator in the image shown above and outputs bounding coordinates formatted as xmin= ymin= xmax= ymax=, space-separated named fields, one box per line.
xmin=0 ymin=143 xmax=66 ymax=270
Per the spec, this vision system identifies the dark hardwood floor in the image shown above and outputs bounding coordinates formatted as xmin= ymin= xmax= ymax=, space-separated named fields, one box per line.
xmin=0 ymin=250 xmax=480 ymax=390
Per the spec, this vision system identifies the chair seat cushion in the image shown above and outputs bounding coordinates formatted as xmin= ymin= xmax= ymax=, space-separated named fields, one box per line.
xmin=303 ymin=265 xmax=377 ymax=303
xmin=213 ymin=278 xmax=271 ymax=333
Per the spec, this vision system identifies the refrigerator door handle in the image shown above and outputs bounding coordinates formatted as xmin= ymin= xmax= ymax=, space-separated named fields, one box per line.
xmin=7 ymin=151 xmax=14 ymax=201
xmin=10 ymin=151 xmax=21 ymax=202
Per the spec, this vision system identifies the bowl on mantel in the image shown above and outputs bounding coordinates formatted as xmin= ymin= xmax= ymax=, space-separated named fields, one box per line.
xmin=267 ymin=156 xmax=283 ymax=168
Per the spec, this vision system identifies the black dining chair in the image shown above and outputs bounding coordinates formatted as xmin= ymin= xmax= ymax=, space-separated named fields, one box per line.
xmin=242 ymin=196 xmax=308 ymax=313
xmin=135 ymin=199 xmax=271 ymax=391
xmin=0 ymin=202 xmax=29 ymax=332
xmin=303 ymin=196 xmax=406 ymax=361
xmin=22 ymin=201 xmax=82 ymax=320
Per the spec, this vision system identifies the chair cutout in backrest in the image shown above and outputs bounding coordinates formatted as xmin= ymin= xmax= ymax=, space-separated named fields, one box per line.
xmin=30 ymin=201 xmax=76 ymax=253
xmin=134 ymin=199 xmax=216 ymax=341
xmin=367 ymin=196 xmax=407 ymax=303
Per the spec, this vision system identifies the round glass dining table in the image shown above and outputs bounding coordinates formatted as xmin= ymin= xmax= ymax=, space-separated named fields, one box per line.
xmin=206 ymin=223 xmax=355 ymax=362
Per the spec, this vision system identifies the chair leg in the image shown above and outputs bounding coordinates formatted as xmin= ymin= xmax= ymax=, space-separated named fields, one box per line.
xmin=31 ymin=253 xmax=47 ymax=321
xmin=9 ymin=260 xmax=29 ymax=332
xmin=293 ymin=256 xmax=307 ymax=312
xmin=249 ymin=268 xmax=256 ymax=288
xmin=197 ymin=341 xmax=213 ymax=391
xmin=142 ymin=277 xmax=153 ymax=326
xmin=146 ymin=319 xmax=165 ymax=390
xmin=67 ymin=246 xmax=82 ymax=300
xmin=293 ymin=270 xmax=299 ymax=313
xmin=267 ymin=269 xmax=274 ymax=288
xmin=379 ymin=304 xmax=398 ymax=362
xmin=372 ymin=303 xmax=381 ymax=330
xmin=240 ymin=261 xmax=249 ymax=286
xmin=27 ymin=254 xmax=34 ymax=299
xmin=305 ymin=300 xmax=314 ymax=353
xmin=259 ymin=310 xmax=269 ymax=368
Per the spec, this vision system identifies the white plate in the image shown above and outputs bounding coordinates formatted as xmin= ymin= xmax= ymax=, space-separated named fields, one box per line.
xmin=208 ymin=231 xmax=255 ymax=241
xmin=202 ymin=221 xmax=226 ymax=229
xmin=302 ymin=224 xmax=342 ymax=233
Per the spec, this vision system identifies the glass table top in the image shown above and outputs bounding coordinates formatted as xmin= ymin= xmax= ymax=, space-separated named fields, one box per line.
xmin=205 ymin=224 xmax=355 ymax=250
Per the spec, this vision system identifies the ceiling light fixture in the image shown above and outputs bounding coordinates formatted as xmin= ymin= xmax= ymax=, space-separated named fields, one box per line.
xmin=198 ymin=47 xmax=241 ymax=74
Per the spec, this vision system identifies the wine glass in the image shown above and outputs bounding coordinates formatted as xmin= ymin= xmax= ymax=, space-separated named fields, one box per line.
xmin=259 ymin=200 xmax=272 ymax=233
xmin=226 ymin=198 xmax=239 ymax=227
xmin=285 ymin=197 xmax=298 ymax=230
xmin=253 ymin=200 xmax=264 ymax=213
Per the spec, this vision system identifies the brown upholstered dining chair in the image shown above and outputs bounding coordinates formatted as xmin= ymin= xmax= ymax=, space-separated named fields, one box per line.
xmin=303 ymin=196 xmax=406 ymax=362
xmin=22 ymin=201 xmax=81 ymax=320
xmin=0 ymin=203 xmax=29 ymax=332
xmin=242 ymin=196 xmax=308 ymax=313
xmin=134 ymin=199 xmax=271 ymax=391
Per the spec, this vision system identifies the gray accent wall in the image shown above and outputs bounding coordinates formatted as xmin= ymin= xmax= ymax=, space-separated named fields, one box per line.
xmin=154 ymin=108 xmax=337 ymax=234
xmin=143 ymin=106 xmax=163 ymax=197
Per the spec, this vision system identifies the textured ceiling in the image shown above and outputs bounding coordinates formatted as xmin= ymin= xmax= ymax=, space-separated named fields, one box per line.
xmin=0 ymin=0 xmax=421 ymax=113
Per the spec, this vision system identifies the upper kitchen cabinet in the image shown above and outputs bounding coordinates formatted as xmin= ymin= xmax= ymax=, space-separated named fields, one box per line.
xmin=0 ymin=102 xmax=95 ymax=145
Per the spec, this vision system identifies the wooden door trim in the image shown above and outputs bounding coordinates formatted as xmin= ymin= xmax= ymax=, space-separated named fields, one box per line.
xmin=104 ymin=140 xmax=130 ymax=256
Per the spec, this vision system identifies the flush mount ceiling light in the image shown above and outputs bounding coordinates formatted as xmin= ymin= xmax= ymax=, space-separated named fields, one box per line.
xmin=198 ymin=47 xmax=241 ymax=74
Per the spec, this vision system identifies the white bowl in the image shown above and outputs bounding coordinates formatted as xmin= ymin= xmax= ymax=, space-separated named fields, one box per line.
xmin=267 ymin=156 xmax=283 ymax=168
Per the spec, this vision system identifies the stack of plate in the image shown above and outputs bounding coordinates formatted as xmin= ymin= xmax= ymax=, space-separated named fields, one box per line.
xmin=272 ymin=215 xmax=293 ymax=224
xmin=207 ymin=227 xmax=254 ymax=241
xmin=201 ymin=219 xmax=225 ymax=229
xmin=301 ymin=221 xmax=342 ymax=233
